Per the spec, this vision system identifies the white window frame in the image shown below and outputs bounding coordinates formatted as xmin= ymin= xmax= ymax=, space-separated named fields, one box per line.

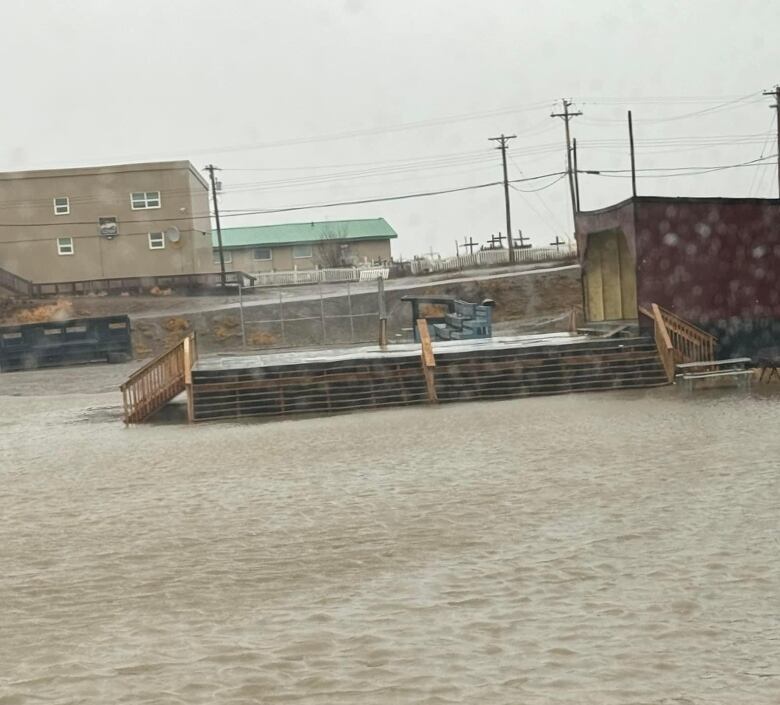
xmin=293 ymin=244 xmax=313 ymax=259
xmin=57 ymin=237 xmax=74 ymax=256
xmin=53 ymin=197 xmax=70 ymax=215
xmin=130 ymin=191 xmax=161 ymax=210
xmin=213 ymin=250 xmax=233 ymax=265
xmin=148 ymin=232 xmax=165 ymax=250
xmin=253 ymin=247 xmax=273 ymax=261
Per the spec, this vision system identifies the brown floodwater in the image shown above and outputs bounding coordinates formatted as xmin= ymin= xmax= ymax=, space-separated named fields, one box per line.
xmin=1 ymin=365 xmax=779 ymax=704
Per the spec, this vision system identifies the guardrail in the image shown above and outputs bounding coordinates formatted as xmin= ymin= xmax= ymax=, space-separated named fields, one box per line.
xmin=120 ymin=333 xmax=197 ymax=424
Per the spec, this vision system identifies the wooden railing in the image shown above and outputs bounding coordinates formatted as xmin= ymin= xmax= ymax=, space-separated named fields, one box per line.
xmin=30 ymin=271 xmax=256 ymax=297
xmin=120 ymin=333 xmax=197 ymax=424
xmin=0 ymin=264 xmax=33 ymax=296
xmin=639 ymin=304 xmax=717 ymax=382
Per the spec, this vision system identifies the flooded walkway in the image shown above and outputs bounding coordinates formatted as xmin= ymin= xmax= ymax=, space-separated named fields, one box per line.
xmin=1 ymin=367 xmax=779 ymax=703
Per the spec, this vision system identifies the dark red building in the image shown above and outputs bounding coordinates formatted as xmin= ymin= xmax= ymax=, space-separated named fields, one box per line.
xmin=575 ymin=196 xmax=780 ymax=358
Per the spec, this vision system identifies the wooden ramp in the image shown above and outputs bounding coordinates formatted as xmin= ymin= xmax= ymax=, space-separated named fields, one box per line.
xmin=120 ymin=334 xmax=197 ymax=424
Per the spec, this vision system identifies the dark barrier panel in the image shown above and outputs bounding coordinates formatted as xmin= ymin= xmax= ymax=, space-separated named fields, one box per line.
xmin=0 ymin=315 xmax=132 ymax=372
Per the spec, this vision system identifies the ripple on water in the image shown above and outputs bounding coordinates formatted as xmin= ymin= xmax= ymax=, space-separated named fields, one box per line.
xmin=1 ymin=389 xmax=779 ymax=703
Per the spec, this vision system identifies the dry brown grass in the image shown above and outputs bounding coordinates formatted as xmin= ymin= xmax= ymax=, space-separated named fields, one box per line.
xmin=9 ymin=299 xmax=74 ymax=324
xmin=212 ymin=316 xmax=240 ymax=341
xmin=248 ymin=331 xmax=277 ymax=346
xmin=164 ymin=317 xmax=190 ymax=332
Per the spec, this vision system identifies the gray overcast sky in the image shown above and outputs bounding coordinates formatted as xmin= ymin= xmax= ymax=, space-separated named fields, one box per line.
xmin=1 ymin=0 xmax=779 ymax=258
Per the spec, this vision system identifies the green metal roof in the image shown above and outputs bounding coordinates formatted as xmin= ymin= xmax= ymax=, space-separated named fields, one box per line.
xmin=215 ymin=218 xmax=398 ymax=249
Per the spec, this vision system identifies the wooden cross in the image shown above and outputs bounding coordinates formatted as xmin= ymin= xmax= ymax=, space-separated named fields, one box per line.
xmin=487 ymin=232 xmax=505 ymax=250
xmin=549 ymin=236 xmax=566 ymax=251
xmin=515 ymin=229 xmax=532 ymax=249
xmin=460 ymin=236 xmax=478 ymax=254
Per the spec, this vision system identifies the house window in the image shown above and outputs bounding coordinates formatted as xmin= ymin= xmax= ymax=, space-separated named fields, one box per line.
xmin=57 ymin=237 xmax=74 ymax=255
xmin=213 ymin=250 xmax=233 ymax=265
xmin=253 ymin=247 xmax=272 ymax=261
xmin=130 ymin=191 xmax=161 ymax=209
xmin=293 ymin=245 xmax=312 ymax=259
xmin=53 ymin=197 xmax=70 ymax=215
xmin=148 ymin=232 xmax=165 ymax=250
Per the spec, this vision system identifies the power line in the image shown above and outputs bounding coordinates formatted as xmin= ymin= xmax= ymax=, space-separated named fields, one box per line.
xmin=587 ymin=154 xmax=778 ymax=178
xmin=748 ymin=113 xmax=777 ymax=197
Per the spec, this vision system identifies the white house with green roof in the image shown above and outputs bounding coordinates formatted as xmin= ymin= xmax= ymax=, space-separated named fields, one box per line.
xmin=213 ymin=218 xmax=397 ymax=273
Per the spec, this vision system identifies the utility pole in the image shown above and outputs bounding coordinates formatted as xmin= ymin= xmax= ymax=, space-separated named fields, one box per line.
xmin=628 ymin=110 xmax=637 ymax=198
xmin=572 ymin=137 xmax=581 ymax=211
xmin=204 ymin=164 xmax=226 ymax=289
xmin=488 ymin=134 xmax=517 ymax=262
xmin=551 ymin=99 xmax=582 ymax=225
xmin=763 ymin=85 xmax=780 ymax=198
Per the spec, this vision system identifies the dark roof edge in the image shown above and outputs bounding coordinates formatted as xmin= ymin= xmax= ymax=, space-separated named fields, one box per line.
xmin=578 ymin=195 xmax=780 ymax=216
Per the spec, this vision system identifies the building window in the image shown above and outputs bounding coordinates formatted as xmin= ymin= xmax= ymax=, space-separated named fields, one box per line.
xmin=130 ymin=191 xmax=161 ymax=209
xmin=148 ymin=232 xmax=165 ymax=250
xmin=253 ymin=247 xmax=272 ymax=261
xmin=53 ymin=197 xmax=70 ymax=215
xmin=57 ymin=237 xmax=74 ymax=256
xmin=293 ymin=245 xmax=312 ymax=259
xmin=213 ymin=250 xmax=233 ymax=265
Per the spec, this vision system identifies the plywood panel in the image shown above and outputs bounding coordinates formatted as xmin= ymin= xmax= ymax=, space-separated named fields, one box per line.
xmin=618 ymin=232 xmax=637 ymax=319
xmin=601 ymin=234 xmax=623 ymax=320
xmin=585 ymin=237 xmax=604 ymax=321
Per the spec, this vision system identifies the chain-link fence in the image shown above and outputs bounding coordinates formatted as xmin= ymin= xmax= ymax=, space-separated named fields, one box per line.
xmin=236 ymin=279 xmax=387 ymax=350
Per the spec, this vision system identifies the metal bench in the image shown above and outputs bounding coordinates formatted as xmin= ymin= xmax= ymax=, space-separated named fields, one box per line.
xmin=756 ymin=347 xmax=780 ymax=383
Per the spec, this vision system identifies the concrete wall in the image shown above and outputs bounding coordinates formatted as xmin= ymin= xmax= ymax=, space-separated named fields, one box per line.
xmin=0 ymin=161 xmax=214 ymax=283
xmin=224 ymin=238 xmax=393 ymax=273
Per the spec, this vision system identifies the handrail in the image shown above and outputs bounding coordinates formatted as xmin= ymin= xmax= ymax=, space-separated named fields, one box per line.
xmin=640 ymin=304 xmax=717 ymax=382
xmin=654 ymin=303 xmax=714 ymax=341
xmin=120 ymin=333 xmax=196 ymax=424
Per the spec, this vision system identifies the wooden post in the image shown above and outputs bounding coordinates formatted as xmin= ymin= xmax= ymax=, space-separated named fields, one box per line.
xmin=651 ymin=303 xmax=675 ymax=383
xmin=417 ymin=318 xmax=438 ymax=403
xmin=378 ymin=276 xmax=388 ymax=347
xmin=183 ymin=334 xmax=195 ymax=423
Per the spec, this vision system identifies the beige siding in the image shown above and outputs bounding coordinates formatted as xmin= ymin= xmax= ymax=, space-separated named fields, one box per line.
xmin=0 ymin=161 xmax=213 ymax=283
xmin=223 ymin=239 xmax=393 ymax=274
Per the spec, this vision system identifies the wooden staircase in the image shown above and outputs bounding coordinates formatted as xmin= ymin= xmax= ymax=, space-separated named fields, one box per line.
xmin=639 ymin=304 xmax=717 ymax=382
xmin=120 ymin=334 xmax=197 ymax=424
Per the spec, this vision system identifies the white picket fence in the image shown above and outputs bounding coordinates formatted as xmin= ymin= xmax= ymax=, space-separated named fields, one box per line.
xmin=410 ymin=244 xmax=577 ymax=275
xmin=250 ymin=266 xmax=389 ymax=287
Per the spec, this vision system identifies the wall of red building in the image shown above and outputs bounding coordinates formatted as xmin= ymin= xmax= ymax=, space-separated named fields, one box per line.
xmin=634 ymin=198 xmax=780 ymax=322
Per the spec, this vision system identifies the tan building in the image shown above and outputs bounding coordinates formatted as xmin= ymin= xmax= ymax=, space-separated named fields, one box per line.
xmin=0 ymin=160 xmax=214 ymax=285
xmin=216 ymin=218 xmax=397 ymax=274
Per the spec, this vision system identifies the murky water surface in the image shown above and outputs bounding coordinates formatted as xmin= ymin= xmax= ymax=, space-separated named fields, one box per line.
xmin=1 ymin=367 xmax=779 ymax=704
